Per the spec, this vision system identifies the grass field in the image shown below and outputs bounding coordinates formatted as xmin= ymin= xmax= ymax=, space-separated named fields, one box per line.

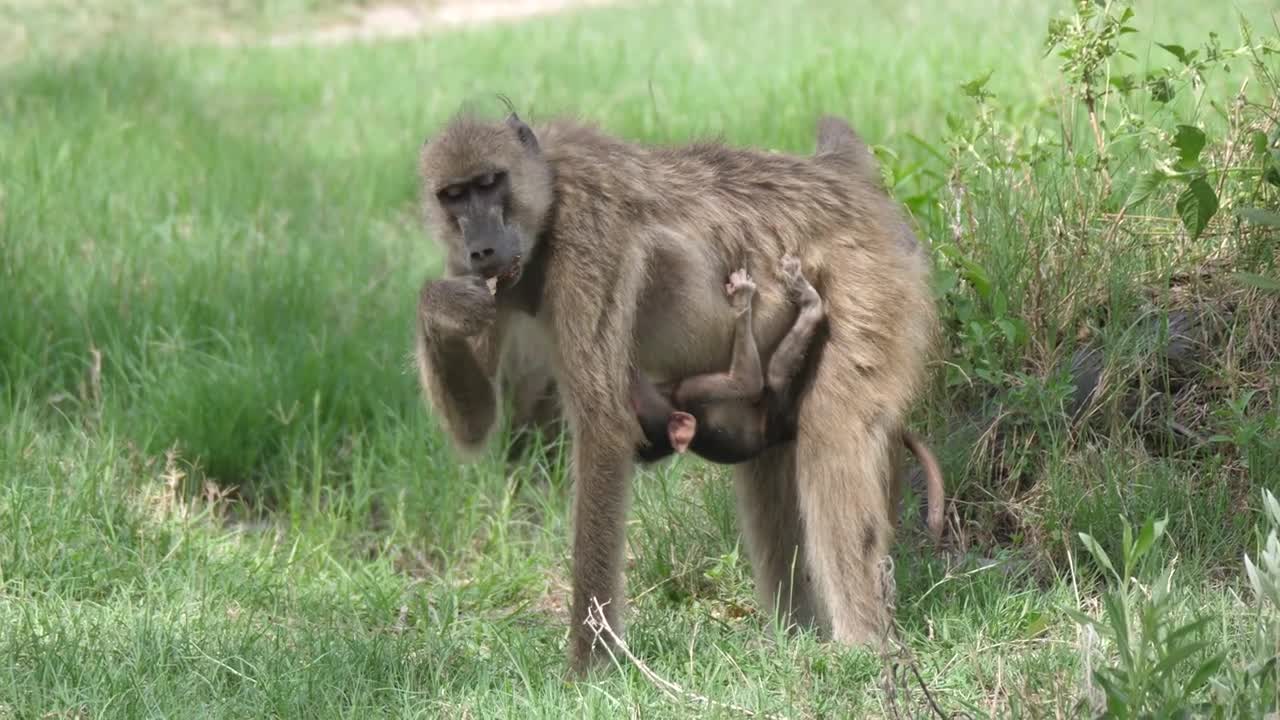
xmin=2 ymin=0 xmax=1278 ymax=716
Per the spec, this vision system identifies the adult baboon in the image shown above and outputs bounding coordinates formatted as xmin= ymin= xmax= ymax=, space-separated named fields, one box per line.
xmin=414 ymin=110 xmax=937 ymax=674
xmin=628 ymin=256 xmax=946 ymax=541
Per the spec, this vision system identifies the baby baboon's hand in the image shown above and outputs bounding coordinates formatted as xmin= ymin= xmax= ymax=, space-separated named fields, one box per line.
xmin=418 ymin=275 xmax=496 ymax=339
xmin=725 ymin=269 xmax=756 ymax=314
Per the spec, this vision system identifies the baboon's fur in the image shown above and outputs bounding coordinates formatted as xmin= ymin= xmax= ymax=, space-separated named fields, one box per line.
xmin=498 ymin=315 xmax=563 ymax=461
xmin=414 ymin=111 xmax=938 ymax=674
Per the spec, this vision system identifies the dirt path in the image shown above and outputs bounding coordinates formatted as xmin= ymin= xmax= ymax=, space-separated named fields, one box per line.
xmin=254 ymin=0 xmax=624 ymax=47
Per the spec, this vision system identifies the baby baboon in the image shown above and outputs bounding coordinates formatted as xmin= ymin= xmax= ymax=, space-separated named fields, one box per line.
xmin=629 ymin=261 xmax=808 ymax=465
xmin=415 ymin=109 xmax=938 ymax=674
xmin=629 ymin=256 xmax=945 ymax=541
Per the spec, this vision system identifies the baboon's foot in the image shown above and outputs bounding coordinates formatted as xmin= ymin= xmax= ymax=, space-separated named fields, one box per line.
xmin=725 ymin=269 xmax=756 ymax=314
xmin=780 ymin=254 xmax=819 ymax=307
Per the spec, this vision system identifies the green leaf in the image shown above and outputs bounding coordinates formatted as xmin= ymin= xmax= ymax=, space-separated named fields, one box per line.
xmin=1101 ymin=592 xmax=1133 ymax=665
xmin=1235 ymin=207 xmax=1280 ymax=227
xmin=1147 ymin=74 xmax=1175 ymax=103
xmin=1079 ymin=532 xmax=1118 ymax=580
xmin=1251 ymin=130 xmax=1270 ymax=156
xmin=1232 ymin=272 xmax=1280 ymax=294
xmin=1165 ymin=615 xmax=1213 ymax=647
xmin=1109 ymin=74 xmax=1138 ymax=94
xmin=998 ymin=319 xmax=1019 ymax=345
xmin=1176 ymin=178 xmax=1219 ymax=240
xmin=1132 ymin=515 xmax=1167 ymax=564
xmin=1245 ymin=555 xmax=1263 ymax=598
xmin=1187 ymin=653 xmax=1226 ymax=693
xmin=1023 ymin=611 xmax=1052 ymax=638
xmin=1064 ymin=607 xmax=1102 ymax=630
xmin=1152 ymin=640 xmax=1212 ymax=679
xmin=960 ymin=71 xmax=995 ymax=100
xmin=1126 ymin=169 xmax=1169 ymax=208
xmin=1158 ymin=42 xmax=1190 ymax=64
xmin=1121 ymin=519 xmax=1134 ymax=572
xmin=992 ymin=287 xmax=1007 ymax=318
xmin=959 ymin=259 xmax=992 ymax=302
xmin=1264 ymin=489 xmax=1280 ymax=526
xmin=1171 ymin=125 xmax=1207 ymax=168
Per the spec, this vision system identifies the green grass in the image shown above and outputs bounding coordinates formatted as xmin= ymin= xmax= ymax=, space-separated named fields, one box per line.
xmin=1 ymin=0 xmax=1278 ymax=716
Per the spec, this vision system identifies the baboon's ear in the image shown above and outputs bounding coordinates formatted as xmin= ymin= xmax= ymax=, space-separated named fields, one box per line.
xmin=506 ymin=113 xmax=540 ymax=153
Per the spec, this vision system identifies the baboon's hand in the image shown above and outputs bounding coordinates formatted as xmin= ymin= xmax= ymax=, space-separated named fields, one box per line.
xmin=725 ymin=269 xmax=756 ymax=314
xmin=418 ymin=275 xmax=496 ymax=339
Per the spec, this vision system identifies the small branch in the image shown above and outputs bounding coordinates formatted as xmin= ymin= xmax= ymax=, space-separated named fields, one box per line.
xmin=1083 ymin=90 xmax=1113 ymax=197
xmin=583 ymin=597 xmax=784 ymax=719
xmin=877 ymin=557 xmax=970 ymax=720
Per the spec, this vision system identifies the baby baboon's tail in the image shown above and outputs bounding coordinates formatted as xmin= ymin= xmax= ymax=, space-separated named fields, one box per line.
xmin=814 ymin=115 xmax=882 ymax=187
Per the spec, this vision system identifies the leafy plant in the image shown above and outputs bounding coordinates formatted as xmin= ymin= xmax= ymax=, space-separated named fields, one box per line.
xmin=1204 ymin=490 xmax=1280 ymax=716
xmin=1045 ymin=0 xmax=1139 ymax=176
xmin=1070 ymin=516 xmax=1226 ymax=717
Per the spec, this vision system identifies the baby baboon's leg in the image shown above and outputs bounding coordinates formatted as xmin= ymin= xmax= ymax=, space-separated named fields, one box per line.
xmin=667 ymin=411 xmax=696 ymax=453
xmin=734 ymin=442 xmax=824 ymax=633
xmin=765 ymin=256 xmax=825 ymax=395
xmin=628 ymin=367 xmax=696 ymax=455
xmin=673 ymin=270 xmax=765 ymax=406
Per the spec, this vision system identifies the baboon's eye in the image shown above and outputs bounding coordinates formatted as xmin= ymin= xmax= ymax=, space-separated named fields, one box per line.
xmin=439 ymin=184 xmax=465 ymax=201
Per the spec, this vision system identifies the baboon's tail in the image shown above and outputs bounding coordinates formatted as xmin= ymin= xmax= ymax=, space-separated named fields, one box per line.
xmin=902 ymin=430 xmax=946 ymax=543
xmin=814 ymin=115 xmax=881 ymax=185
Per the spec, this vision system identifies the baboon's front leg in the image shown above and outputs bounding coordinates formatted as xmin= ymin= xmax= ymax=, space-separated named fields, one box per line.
xmin=673 ymin=269 xmax=765 ymax=406
xmin=549 ymin=261 xmax=645 ymax=676
xmin=415 ymin=276 xmax=504 ymax=453
xmin=566 ymin=415 xmax=636 ymax=672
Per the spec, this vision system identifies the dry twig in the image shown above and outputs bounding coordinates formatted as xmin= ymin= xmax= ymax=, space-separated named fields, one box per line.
xmin=583 ymin=597 xmax=784 ymax=719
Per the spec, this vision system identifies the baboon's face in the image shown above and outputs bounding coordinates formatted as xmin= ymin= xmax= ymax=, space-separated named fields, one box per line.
xmin=435 ymin=168 xmax=522 ymax=282
xmin=420 ymin=114 xmax=552 ymax=291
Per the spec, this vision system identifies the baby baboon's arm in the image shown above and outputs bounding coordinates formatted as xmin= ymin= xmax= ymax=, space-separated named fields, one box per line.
xmin=672 ymin=270 xmax=765 ymax=407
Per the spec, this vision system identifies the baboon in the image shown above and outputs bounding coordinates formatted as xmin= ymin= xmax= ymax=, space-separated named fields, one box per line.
xmin=414 ymin=109 xmax=938 ymax=674
xmin=628 ymin=256 xmax=945 ymax=541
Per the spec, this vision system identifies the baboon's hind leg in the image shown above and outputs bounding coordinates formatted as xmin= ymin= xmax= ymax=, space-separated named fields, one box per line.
xmin=794 ymin=353 xmax=898 ymax=647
